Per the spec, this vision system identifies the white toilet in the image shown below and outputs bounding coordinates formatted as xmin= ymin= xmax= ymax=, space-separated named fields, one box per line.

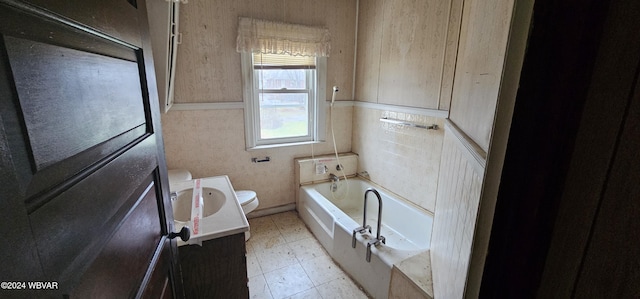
xmin=167 ymin=169 xmax=259 ymax=240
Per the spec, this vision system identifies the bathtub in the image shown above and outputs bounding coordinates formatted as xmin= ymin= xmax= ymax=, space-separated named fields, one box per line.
xmin=298 ymin=178 xmax=433 ymax=299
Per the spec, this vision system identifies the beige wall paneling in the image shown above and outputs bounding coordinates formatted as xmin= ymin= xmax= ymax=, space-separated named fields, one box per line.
xmin=284 ymin=0 xmax=357 ymax=101
xmin=174 ymin=0 xmax=355 ymax=103
xmin=377 ymin=0 xmax=450 ymax=109
xmin=448 ymin=0 xmax=515 ymax=151
xmin=430 ymin=125 xmax=485 ymax=299
xmin=354 ymin=0 xmax=463 ymax=110
xmin=354 ymin=0 xmax=384 ymax=102
xmin=174 ymin=1 xmax=283 ymax=103
xmin=438 ymin=0 xmax=464 ymax=110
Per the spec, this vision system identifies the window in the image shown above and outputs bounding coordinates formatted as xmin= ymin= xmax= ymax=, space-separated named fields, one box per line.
xmin=242 ymin=53 xmax=326 ymax=148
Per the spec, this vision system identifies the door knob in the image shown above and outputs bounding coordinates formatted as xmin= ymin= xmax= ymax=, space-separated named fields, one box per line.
xmin=169 ymin=226 xmax=190 ymax=242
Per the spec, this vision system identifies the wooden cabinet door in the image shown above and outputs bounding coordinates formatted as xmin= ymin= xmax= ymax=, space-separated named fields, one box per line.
xmin=0 ymin=0 xmax=182 ymax=298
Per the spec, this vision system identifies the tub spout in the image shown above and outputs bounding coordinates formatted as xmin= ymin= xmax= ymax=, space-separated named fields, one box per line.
xmin=329 ymin=173 xmax=340 ymax=192
xmin=329 ymin=173 xmax=340 ymax=182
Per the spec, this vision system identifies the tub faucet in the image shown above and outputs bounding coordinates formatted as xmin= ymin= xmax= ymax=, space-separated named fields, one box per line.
xmin=329 ymin=173 xmax=339 ymax=182
xmin=329 ymin=173 xmax=339 ymax=192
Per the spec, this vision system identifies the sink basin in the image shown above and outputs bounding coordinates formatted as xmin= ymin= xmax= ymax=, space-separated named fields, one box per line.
xmin=172 ymin=187 xmax=226 ymax=222
xmin=169 ymin=175 xmax=249 ymax=246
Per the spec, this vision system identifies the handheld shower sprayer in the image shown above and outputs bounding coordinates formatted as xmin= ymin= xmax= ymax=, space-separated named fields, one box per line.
xmin=331 ymin=86 xmax=339 ymax=106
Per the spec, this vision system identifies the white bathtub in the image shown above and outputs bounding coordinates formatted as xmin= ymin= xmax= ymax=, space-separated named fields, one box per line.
xmin=298 ymin=178 xmax=433 ymax=298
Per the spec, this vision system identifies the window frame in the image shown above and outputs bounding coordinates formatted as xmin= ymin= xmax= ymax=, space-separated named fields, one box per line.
xmin=241 ymin=52 xmax=326 ymax=149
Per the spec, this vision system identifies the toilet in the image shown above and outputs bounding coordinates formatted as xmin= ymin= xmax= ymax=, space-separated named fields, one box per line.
xmin=167 ymin=169 xmax=259 ymax=240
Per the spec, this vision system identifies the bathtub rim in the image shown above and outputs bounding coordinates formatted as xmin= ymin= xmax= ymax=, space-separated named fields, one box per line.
xmin=299 ymin=176 xmax=433 ymax=259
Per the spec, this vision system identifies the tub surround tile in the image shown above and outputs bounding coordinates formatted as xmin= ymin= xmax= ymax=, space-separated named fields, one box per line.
xmin=296 ymin=153 xmax=359 ymax=185
xmin=352 ymin=106 xmax=444 ymax=213
xmin=264 ymin=264 xmax=315 ymax=299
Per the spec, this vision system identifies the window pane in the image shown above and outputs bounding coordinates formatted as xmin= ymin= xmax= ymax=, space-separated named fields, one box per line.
xmin=259 ymin=93 xmax=309 ymax=139
xmin=256 ymin=69 xmax=307 ymax=90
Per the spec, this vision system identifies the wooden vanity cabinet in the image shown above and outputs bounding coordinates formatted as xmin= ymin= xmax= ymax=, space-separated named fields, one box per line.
xmin=178 ymin=233 xmax=249 ymax=298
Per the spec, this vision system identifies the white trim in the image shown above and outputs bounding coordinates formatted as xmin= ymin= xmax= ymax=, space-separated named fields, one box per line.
xmin=328 ymin=100 xmax=354 ymax=108
xmin=170 ymin=102 xmax=244 ymax=110
xmin=444 ymin=119 xmax=486 ymax=175
xmin=241 ymin=53 xmax=327 ymax=149
xmin=354 ymin=101 xmax=449 ymax=118
xmin=169 ymin=100 xmax=350 ymax=111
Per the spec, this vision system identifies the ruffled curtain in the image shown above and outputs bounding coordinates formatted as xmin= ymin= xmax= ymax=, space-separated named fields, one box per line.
xmin=236 ymin=17 xmax=331 ymax=57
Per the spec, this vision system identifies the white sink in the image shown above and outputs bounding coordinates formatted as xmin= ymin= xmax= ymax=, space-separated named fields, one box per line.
xmin=170 ymin=175 xmax=249 ymax=246
xmin=172 ymin=187 xmax=226 ymax=222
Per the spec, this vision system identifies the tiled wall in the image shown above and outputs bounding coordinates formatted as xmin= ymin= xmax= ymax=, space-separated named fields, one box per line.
xmin=430 ymin=125 xmax=485 ymax=299
xmin=161 ymin=106 xmax=353 ymax=211
xmin=351 ymin=105 xmax=444 ymax=213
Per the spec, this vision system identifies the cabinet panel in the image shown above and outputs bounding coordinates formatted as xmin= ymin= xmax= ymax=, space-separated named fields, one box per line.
xmin=354 ymin=0 xmax=384 ymax=103
xmin=378 ymin=0 xmax=450 ymax=109
xmin=179 ymin=233 xmax=248 ymax=298
xmin=354 ymin=0 xmax=460 ymax=110
xmin=448 ymin=0 xmax=515 ymax=151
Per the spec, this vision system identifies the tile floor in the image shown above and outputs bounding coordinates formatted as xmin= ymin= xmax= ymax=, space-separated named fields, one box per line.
xmin=246 ymin=211 xmax=369 ymax=299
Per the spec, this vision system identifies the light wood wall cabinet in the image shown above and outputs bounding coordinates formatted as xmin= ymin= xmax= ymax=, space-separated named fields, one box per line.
xmin=355 ymin=0 xmax=463 ymax=110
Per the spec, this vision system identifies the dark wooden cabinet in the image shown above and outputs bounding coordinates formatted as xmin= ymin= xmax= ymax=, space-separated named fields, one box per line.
xmin=178 ymin=233 xmax=249 ymax=299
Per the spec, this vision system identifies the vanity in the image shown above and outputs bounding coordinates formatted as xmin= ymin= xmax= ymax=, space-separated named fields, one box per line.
xmin=170 ymin=176 xmax=250 ymax=298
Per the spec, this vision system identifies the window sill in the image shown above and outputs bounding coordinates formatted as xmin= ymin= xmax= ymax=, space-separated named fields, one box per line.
xmin=246 ymin=140 xmax=325 ymax=151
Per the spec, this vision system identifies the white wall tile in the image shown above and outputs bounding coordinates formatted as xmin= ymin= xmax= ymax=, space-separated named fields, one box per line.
xmin=351 ymin=106 xmax=444 ymax=213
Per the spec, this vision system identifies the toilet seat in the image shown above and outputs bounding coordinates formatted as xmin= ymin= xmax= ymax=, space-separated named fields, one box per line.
xmin=236 ymin=190 xmax=257 ymax=206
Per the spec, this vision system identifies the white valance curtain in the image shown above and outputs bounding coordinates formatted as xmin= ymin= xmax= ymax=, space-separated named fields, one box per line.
xmin=236 ymin=17 xmax=331 ymax=57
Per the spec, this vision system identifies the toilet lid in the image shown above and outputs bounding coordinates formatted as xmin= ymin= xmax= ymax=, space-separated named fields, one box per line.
xmin=167 ymin=169 xmax=192 ymax=183
xmin=236 ymin=190 xmax=257 ymax=206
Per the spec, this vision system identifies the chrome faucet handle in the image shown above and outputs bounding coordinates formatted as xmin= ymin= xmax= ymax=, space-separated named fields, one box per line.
xmin=379 ymin=235 xmax=386 ymax=245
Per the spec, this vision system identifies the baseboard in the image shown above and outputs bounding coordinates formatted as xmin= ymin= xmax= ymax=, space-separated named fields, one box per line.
xmin=246 ymin=203 xmax=296 ymax=219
